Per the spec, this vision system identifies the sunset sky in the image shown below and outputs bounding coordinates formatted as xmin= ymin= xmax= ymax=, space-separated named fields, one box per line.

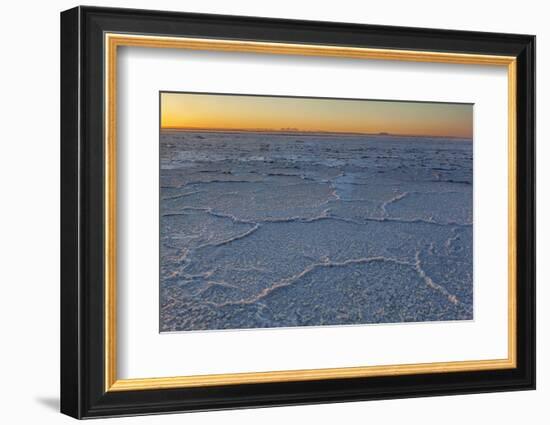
xmin=160 ymin=92 xmax=473 ymax=138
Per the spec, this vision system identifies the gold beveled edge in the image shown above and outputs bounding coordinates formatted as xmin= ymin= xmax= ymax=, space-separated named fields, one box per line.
xmin=507 ymin=59 xmax=518 ymax=368
xmin=104 ymin=33 xmax=118 ymax=390
xmin=110 ymin=358 xmax=515 ymax=391
xmin=107 ymin=33 xmax=516 ymax=65
xmin=104 ymin=32 xmax=518 ymax=392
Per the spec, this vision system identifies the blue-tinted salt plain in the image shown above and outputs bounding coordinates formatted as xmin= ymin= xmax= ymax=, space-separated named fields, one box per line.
xmin=159 ymin=131 xmax=473 ymax=332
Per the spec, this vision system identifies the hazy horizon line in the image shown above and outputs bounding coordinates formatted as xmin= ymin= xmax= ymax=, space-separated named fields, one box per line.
xmin=160 ymin=126 xmax=473 ymax=140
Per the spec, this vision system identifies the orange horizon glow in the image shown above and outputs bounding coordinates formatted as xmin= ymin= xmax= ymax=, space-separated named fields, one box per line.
xmin=161 ymin=92 xmax=473 ymax=139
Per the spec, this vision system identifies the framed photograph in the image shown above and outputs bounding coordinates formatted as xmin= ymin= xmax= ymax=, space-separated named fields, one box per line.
xmin=60 ymin=6 xmax=535 ymax=419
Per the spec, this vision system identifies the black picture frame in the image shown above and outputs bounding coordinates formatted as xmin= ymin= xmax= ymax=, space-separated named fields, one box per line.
xmin=61 ymin=5 xmax=535 ymax=419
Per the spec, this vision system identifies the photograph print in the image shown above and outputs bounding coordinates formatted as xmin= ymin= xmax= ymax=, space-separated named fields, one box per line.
xmin=159 ymin=92 xmax=473 ymax=332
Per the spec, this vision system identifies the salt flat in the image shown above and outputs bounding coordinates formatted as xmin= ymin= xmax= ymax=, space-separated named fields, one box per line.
xmin=159 ymin=131 xmax=473 ymax=331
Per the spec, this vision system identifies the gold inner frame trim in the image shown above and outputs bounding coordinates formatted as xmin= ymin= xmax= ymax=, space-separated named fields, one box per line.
xmin=104 ymin=33 xmax=518 ymax=392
